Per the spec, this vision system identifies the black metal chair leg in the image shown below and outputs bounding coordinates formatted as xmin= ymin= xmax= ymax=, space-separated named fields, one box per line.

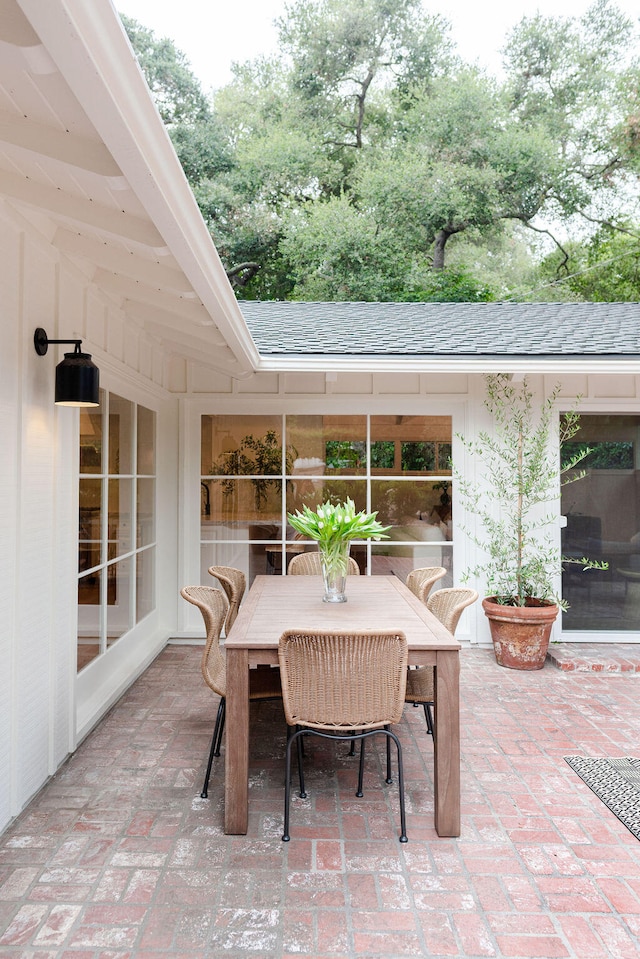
xmin=356 ymin=736 xmax=365 ymax=797
xmin=283 ymin=731 xmax=294 ymax=841
xmin=296 ymin=727 xmax=307 ymax=799
xmin=392 ymin=730 xmax=408 ymax=843
xmin=213 ymin=699 xmax=226 ymax=755
xmin=200 ymin=698 xmax=225 ymax=799
xmin=385 ymin=724 xmax=392 ymax=783
xmin=424 ymin=703 xmax=434 ymax=737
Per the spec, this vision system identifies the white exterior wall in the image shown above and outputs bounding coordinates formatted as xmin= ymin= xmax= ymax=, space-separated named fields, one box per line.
xmin=0 ymin=201 xmax=179 ymax=834
xmin=175 ymin=366 xmax=640 ymax=651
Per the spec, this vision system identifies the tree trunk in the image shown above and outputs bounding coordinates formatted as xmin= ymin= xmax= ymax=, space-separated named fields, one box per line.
xmin=432 ymin=229 xmax=452 ymax=269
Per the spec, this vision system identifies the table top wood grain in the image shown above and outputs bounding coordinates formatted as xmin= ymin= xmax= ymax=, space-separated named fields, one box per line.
xmin=226 ymin=575 xmax=461 ymax=651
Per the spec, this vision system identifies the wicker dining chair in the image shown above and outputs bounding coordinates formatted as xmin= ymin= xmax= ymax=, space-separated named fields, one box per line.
xmin=278 ymin=629 xmax=409 ymax=843
xmin=405 ymin=587 xmax=478 ymax=737
xmin=406 ymin=566 xmax=446 ymax=604
xmin=287 ymin=551 xmax=360 ymax=576
xmin=180 ymin=585 xmax=282 ymax=799
xmin=208 ymin=565 xmax=246 ymax=633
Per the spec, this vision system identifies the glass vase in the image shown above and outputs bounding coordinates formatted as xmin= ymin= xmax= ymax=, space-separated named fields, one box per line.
xmin=320 ymin=541 xmax=350 ymax=603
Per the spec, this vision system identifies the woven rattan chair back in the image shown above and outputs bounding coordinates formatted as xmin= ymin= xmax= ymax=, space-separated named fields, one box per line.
xmin=278 ymin=629 xmax=409 ymax=842
xmin=181 ymin=584 xmax=282 ymax=799
xmin=180 ymin=586 xmax=227 ymax=696
xmin=406 ymin=587 xmax=478 ymax=738
xmin=287 ymin=551 xmax=360 ymax=576
xmin=406 ymin=566 xmax=446 ymax=604
xmin=208 ymin=565 xmax=246 ymax=632
xmin=426 ymin=587 xmax=479 ymax=635
xmin=278 ymin=630 xmax=407 ymax=730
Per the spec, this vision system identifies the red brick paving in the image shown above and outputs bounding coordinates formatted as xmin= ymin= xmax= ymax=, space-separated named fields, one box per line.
xmin=0 ymin=643 xmax=639 ymax=957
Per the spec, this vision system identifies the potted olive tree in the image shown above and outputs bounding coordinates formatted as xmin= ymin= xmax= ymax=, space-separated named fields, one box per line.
xmin=458 ymin=374 xmax=605 ymax=669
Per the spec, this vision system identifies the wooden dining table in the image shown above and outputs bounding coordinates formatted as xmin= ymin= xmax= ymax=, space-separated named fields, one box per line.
xmin=223 ymin=574 xmax=461 ymax=837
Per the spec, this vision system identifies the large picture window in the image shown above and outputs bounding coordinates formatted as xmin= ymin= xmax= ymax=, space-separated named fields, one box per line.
xmin=77 ymin=392 xmax=156 ymax=671
xmin=200 ymin=414 xmax=453 ymax=586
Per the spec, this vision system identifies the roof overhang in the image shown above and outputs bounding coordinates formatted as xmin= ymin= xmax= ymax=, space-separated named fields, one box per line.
xmin=256 ymin=354 xmax=640 ymax=376
xmin=3 ymin=0 xmax=260 ymax=377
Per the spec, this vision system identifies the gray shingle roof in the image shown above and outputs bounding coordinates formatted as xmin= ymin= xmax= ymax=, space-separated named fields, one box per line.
xmin=239 ymin=301 xmax=640 ymax=356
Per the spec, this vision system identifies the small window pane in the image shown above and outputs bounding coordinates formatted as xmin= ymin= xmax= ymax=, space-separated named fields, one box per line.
xmin=108 ymin=478 xmax=133 ymax=560
xmin=137 ymin=405 xmax=156 ymax=474
xmin=109 ymin=394 xmax=134 ymax=474
xmin=371 ymin=480 xmax=452 ymax=537
xmin=137 ymin=479 xmax=155 ymax=547
xmin=207 ymin=477 xmax=283 ymax=525
xmin=106 ymin=559 xmax=132 ymax=646
xmin=77 ymin=570 xmax=101 ymax=671
xmin=202 ymin=415 xmax=283 ymax=475
xmin=136 ymin=548 xmax=155 ymax=623
xmin=79 ymin=403 xmax=103 ymax=473
xmin=79 ymin=479 xmax=102 ymax=573
xmin=287 ymin=480 xmax=367 ymax=530
xmin=371 ymin=544 xmax=453 ymax=583
xmin=287 ymin=415 xmax=367 ymax=476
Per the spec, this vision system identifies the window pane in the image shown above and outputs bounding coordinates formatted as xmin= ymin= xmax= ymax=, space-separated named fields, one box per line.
xmin=371 ymin=480 xmax=452 ymax=538
xmin=205 ymin=477 xmax=282 ymax=525
xmin=287 ymin=415 xmax=367 ymax=476
xmin=137 ymin=405 xmax=156 ymax=474
xmin=287 ymin=480 xmax=367 ymax=532
xmin=201 ymin=543 xmax=251 ymax=584
xmin=136 ymin=548 xmax=155 ymax=623
xmin=371 ymin=544 xmax=453 ymax=584
xmin=202 ymin=415 xmax=284 ymax=475
xmin=106 ymin=558 xmax=132 ymax=645
xmin=80 ymin=402 xmax=104 ymax=473
xmin=562 ymin=413 xmax=640 ymax=630
xmin=370 ymin=416 xmax=452 ymax=475
xmin=108 ymin=478 xmax=133 ymax=560
xmin=77 ymin=570 xmax=101 ymax=671
xmin=137 ymin=479 xmax=155 ymax=547
xmin=109 ymin=394 xmax=134 ymax=474
xmin=79 ymin=479 xmax=102 ymax=573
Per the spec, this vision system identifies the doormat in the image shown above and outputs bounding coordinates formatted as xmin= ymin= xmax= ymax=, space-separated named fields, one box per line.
xmin=564 ymin=756 xmax=640 ymax=841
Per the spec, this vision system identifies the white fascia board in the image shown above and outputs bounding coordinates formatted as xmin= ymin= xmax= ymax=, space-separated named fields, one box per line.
xmin=256 ymin=355 xmax=640 ymax=375
xmin=16 ymin=0 xmax=261 ymax=375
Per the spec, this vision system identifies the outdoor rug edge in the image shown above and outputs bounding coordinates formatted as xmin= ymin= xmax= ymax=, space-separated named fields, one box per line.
xmin=564 ymin=756 xmax=640 ymax=841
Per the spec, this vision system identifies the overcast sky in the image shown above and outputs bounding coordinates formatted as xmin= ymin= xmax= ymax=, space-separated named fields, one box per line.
xmin=115 ymin=0 xmax=640 ymax=92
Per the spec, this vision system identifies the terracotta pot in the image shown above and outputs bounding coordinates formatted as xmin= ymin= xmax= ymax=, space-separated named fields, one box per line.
xmin=482 ymin=597 xmax=559 ymax=670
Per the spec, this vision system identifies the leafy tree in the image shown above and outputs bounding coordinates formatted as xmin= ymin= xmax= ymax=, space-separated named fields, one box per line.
xmin=120 ymin=15 xmax=212 ymax=124
xmin=121 ymin=2 xmax=640 ymax=301
xmin=536 ymin=225 xmax=640 ymax=300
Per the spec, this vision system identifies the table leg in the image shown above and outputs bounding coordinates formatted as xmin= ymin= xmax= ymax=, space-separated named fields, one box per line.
xmin=224 ymin=647 xmax=249 ymax=834
xmin=433 ymin=649 xmax=461 ymax=837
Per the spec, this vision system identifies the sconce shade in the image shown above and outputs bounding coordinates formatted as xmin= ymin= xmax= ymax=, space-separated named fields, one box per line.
xmin=55 ymin=351 xmax=100 ymax=407
xmin=34 ymin=328 xmax=100 ymax=407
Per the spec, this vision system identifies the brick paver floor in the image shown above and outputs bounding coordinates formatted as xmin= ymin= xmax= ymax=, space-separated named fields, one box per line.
xmin=1 ymin=643 xmax=639 ymax=957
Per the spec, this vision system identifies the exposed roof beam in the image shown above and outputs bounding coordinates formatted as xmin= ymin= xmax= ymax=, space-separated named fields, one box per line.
xmin=0 ymin=168 xmax=164 ymax=245
xmin=55 ymin=228 xmax=192 ymax=292
xmin=125 ymin=301 xmax=228 ymax=348
xmin=16 ymin=0 xmax=260 ymax=375
xmin=94 ymin=269 xmax=216 ymax=325
xmin=0 ymin=111 xmax=122 ymax=176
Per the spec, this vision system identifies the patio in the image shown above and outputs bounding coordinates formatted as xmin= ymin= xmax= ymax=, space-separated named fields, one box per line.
xmin=0 ymin=643 xmax=639 ymax=957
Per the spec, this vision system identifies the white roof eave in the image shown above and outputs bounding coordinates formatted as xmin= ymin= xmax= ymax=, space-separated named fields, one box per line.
xmin=16 ymin=0 xmax=260 ymax=376
xmin=255 ymin=354 xmax=640 ymax=375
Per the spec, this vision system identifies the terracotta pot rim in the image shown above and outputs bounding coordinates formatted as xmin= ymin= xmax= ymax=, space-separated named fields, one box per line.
xmin=482 ymin=596 xmax=559 ymax=625
xmin=482 ymin=595 xmax=558 ymax=610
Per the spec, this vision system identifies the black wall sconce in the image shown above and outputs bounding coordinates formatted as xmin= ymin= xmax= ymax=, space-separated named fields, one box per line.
xmin=34 ymin=328 xmax=100 ymax=407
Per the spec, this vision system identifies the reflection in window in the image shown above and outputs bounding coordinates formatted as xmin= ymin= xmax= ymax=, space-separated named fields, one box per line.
xmin=201 ymin=414 xmax=453 ymax=586
xmin=77 ymin=393 xmax=156 ymax=671
xmin=562 ymin=414 xmax=640 ymax=631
